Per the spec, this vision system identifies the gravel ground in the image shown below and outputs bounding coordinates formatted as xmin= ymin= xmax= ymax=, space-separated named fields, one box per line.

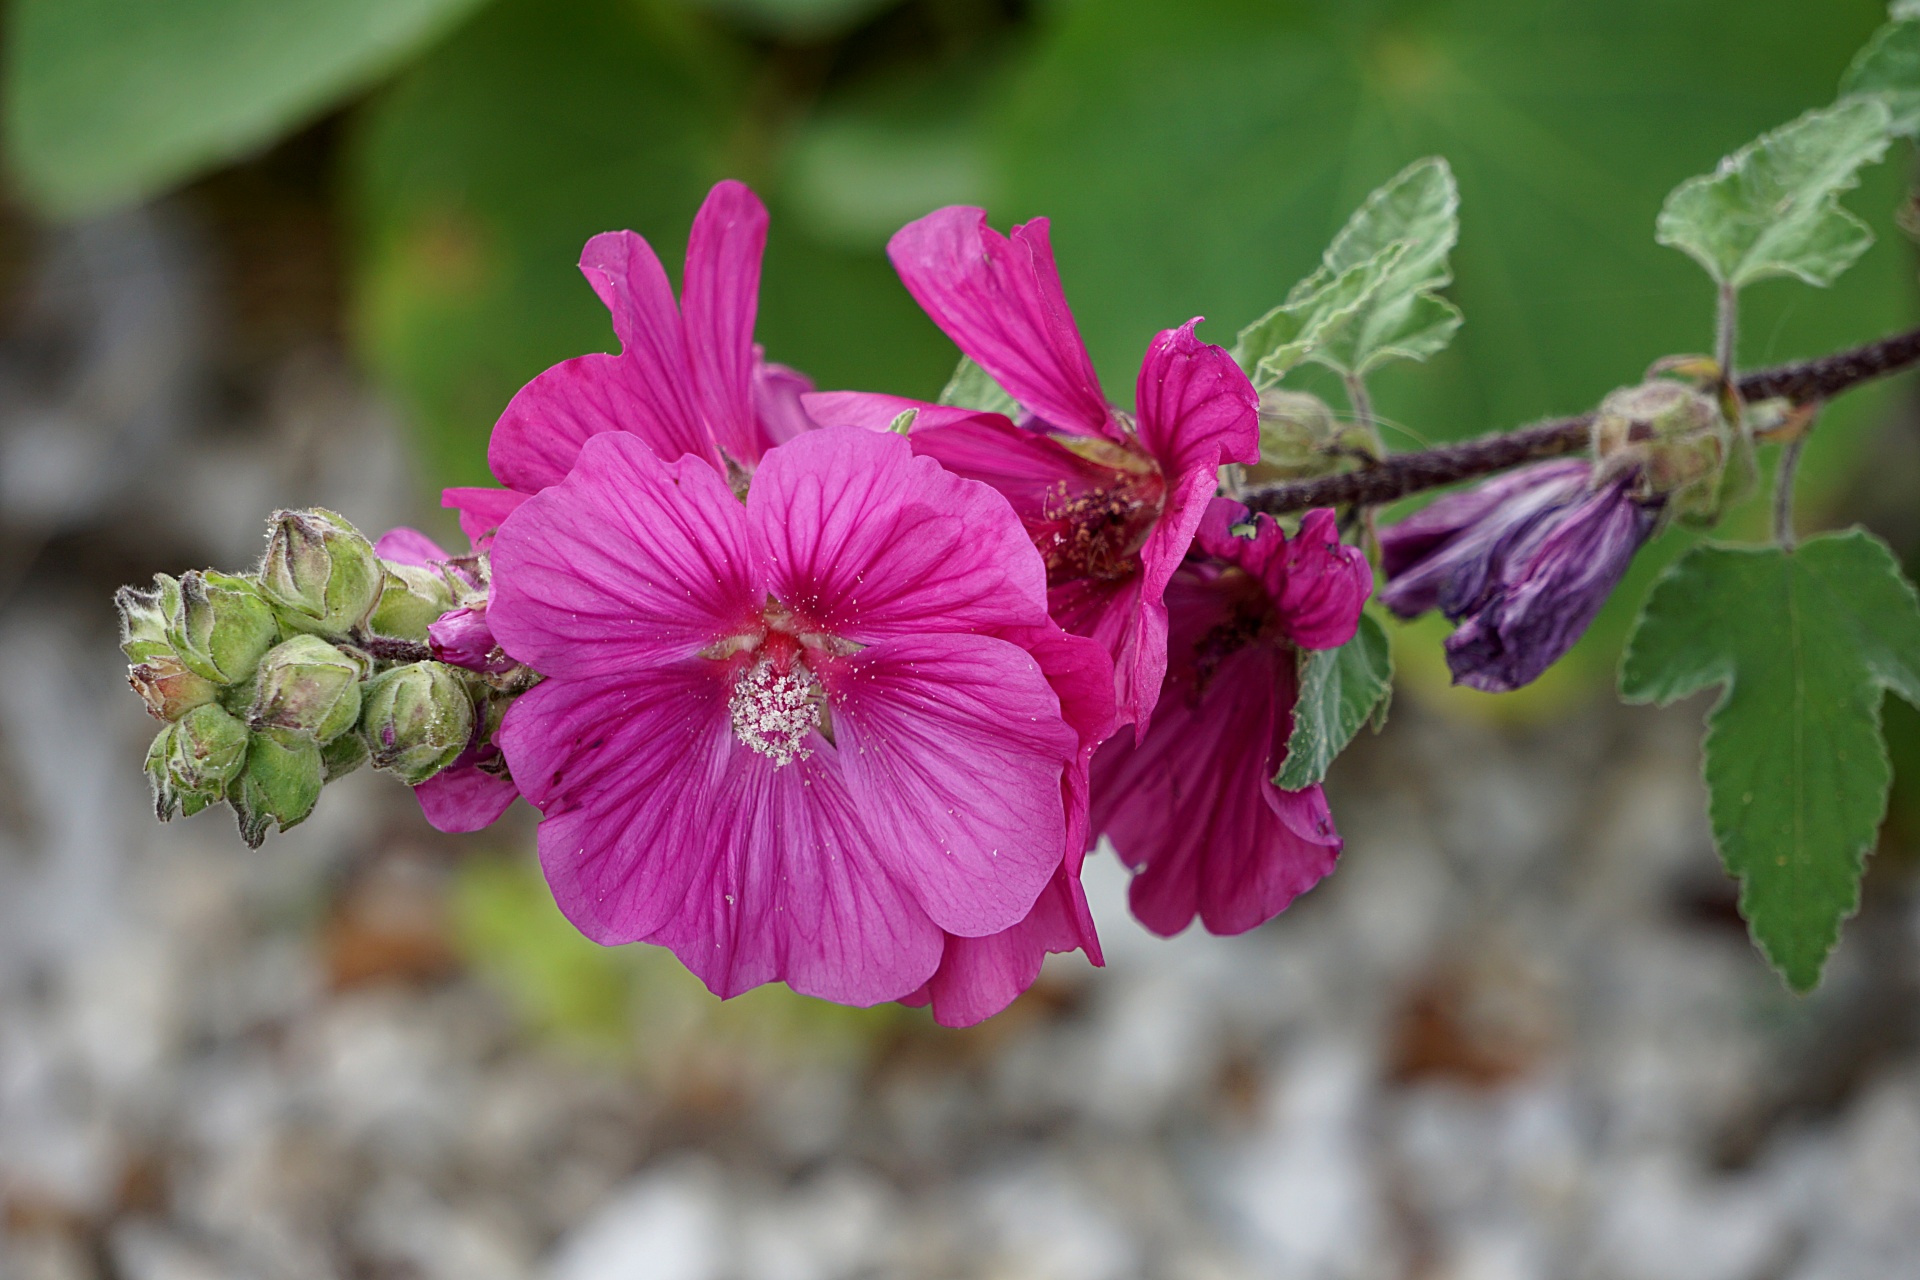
xmin=3 ymin=202 xmax=1919 ymax=1280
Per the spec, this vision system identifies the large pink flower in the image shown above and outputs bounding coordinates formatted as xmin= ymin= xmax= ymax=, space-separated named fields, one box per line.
xmin=486 ymin=425 xmax=1113 ymax=1012
xmin=371 ymin=527 xmax=520 ymax=834
xmin=442 ymin=179 xmax=814 ymax=543
xmin=805 ymin=209 xmax=1259 ymax=734
xmin=1091 ymin=502 xmax=1371 ymax=937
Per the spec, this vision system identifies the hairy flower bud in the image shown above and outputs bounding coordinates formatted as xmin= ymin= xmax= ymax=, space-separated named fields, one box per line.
xmin=168 ymin=703 xmax=251 ymax=802
xmin=361 ymin=661 xmax=475 ymax=785
xmin=129 ymin=652 xmax=219 ymax=721
xmin=166 ymin=570 xmax=278 ymax=684
xmin=117 ymin=575 xmax=180 ymax=662
xmin=322 ymin=732 xmax=369 ymax=782
xmin=229 ymin=728 xmax=324 ymax=848
xmin=1246 ymin=389 xmax=1361 ymax=484
xmin=260 ymin=508 xmax=383 ymax=637
xmin=247 ymin=635 xmax=365 ymax=743
xmin=146 ymin=726 xmax=179 ymax=820
xmin=369 ymin=561 xmax=454 ymax=642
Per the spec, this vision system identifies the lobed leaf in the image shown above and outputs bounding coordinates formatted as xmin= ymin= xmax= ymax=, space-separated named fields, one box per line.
xmin=1842 ymin=15 xmax=1920 ymax=138
xmin=1236 ymin=157 xmax=1461 ymax=384
xmin=1655 ymin=99 xmax=1893 ymax=291
xmin=1276 ymin=611 xmax=1393 ymax=791
xmin=1620 ymin=530 xmax=1920 ymax=990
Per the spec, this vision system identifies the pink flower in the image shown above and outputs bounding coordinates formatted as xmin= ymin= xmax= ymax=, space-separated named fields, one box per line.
xmin=372 ymin=528 xmax=520 ymax=833
xmin=443 ymin=179 xmax=816 ymax=540
xmin=1091 ymin=502 xmax=1371 ymax=937
xmin=486 ymin=425 xmax=1114 ymax=1010
xmin=805 ymin=208 xmax=1259 ymax=734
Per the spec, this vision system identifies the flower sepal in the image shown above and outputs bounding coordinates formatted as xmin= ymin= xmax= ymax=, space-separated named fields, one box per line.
xmin=166 ymin=570 xmax=278 ymax=684
xmin=245 ymin=635 xmax=366 ymax=744
xmin=259 ymin=508 xmax=384 ymax=639
xmin=361 ymin=661 xmax=476 ymax=785
xmin=228 ymin=727 xmax=324 ymax=848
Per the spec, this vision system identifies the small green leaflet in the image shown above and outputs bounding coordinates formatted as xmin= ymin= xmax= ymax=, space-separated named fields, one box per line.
xmin=937 ymin=356 xmax=1021 ymax=418
xmin=1276 ymin=611 xmax=1393 ymax=791
xmin=1842 ymin=15 xmax=1920 ymax=138
xmin=886 ymin=407 xmax=919 ymax=435
xmin=1655 ymin=99 xmax=1893 ymax=292
xmin=1620 ymin=530 xmax=1920 ymax=991
xmin=1233 ymin=156 xmax=1461 ymax=389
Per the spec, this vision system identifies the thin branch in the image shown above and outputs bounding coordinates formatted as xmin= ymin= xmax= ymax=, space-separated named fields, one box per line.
xmin=1774 ymin=437 xmax=1807 ymax=550
xmin=1241 ymin=323 xmax=1920 ymax=516
xmin=359 ymin=635 xmax=434 ymax=663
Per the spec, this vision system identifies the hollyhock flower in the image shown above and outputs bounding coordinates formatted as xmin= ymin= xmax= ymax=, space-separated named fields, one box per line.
xmin=486 ymin=425 xmax=1113 ymax=1010
xmin=805 ymin=208 xmax=1259 ymax=733
xmin=1091 ymin=502 xmax=1371 ymax=937
xmin=442 ymin=179 xmax=817 ymax=541
xmin=372 ymin=527 xmax=519 ymax=833
xmin=1379 ymin=460 xmax=1659 ymax=693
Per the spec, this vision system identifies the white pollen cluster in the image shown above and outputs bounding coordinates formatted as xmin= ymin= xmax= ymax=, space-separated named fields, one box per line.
xmin=729 ymin=658 xmax=822 ymax=766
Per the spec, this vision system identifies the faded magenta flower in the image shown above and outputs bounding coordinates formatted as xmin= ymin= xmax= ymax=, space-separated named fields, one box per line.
xmin=805 ymin=208 xmax=1259 ymax=733
xmin=442 ymin=178 xmax=815 ymax=543
xmin=485 ymin=425 xmax=1114 ymax=1012
xmin=1092 ymin=502 xmax=1371 ymax=937
xmin=371 ymin=528 xmax=519 ymax=834
xmin=1379 ymin=460 xmax=1658 ymax=693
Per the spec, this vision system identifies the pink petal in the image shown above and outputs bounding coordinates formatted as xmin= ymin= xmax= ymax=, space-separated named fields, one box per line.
xmin=801 ymin=390 xmax=1011 ymax=435
xmin=374 ymin=527 xmax=449 ymax=567
xmin=1048 ymin=570 xmax=1160 ymax=735
xmin=1093 ymin=642 xmax=1340 ymax=937
xmin=501 ymin=665 xmax=943 ymax=1005
xmin=1199 ymin=503 xmax=1372 ymax=652
xmin=827 ymin=634 xmax=1080 ymax=937
xmin=574 ymin=230 xmax=717 ymax=467
xmin=489 ymin=354 xmax=690 ymax=493
xmin=914 ymin=857 xmax=1101 ymax=1027
xmin=682 ymin=181 xmax=769 ymax=467
xmin=428 ymin=606 xmax=510 ymax=674
xmin=748 ymin=426 xmax=1049 ymax=641
xmin=888 ymin=207 xmax=1114 ymax=439
xmin=751 ymin=356 xmax=818 ymax=455
xmin=488 ymin=435 xmax=763 ymax=678
xmin=441 ymin=486 xmax=529 ymax=547
xmin=412 ymin=750 xmax=520 ymax=834
xmin=1132 ymin=320 xmax=1260 ymax=474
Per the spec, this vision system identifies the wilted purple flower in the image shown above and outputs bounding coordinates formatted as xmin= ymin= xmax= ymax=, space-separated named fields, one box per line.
xmin=1379 ymin=460 xmax=1658 ymax=693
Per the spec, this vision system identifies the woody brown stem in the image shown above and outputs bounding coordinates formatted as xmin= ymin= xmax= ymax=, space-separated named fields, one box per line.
xmin=1241 ymin=323 xmax=1920 ymax=516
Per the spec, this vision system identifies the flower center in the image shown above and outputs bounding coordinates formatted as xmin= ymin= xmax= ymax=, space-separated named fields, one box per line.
xmin=728 ymin=652 xmax=824 ymax=766
xmin=1035 ymin=435 xmax=1166 ymax=586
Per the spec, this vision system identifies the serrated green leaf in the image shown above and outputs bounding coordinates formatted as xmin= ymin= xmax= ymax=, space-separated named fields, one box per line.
xmin=5 ymin=0 xmax=491 ymax=216
xmin=1276 ymin=611 xmax=1393 ymax=791
xmin=1620 ymin=530 xmax=1920 ymax=990
xmin=1655 ymin=99 xmax=1893 ymax=291
xmin=937 ymin=356 xmax=1022 ymax=417
xmin=1842 ymin=18 xmax=1920 ymax=137
xmin=1234 ymin=242 xmax=1408 ymax=387
xmin=1236 ymin=157 xmax=1460 ymax=383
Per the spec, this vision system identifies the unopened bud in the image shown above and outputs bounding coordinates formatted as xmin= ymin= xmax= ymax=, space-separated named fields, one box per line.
xmin=167 ymin=570 xmax=278 ymax=684
xmin=368 ymin=561 xmax=453 ymax=642
xmin=168 ymin=703 xmax=250 ymax=802
xmin=117 ymin=575 xmax=181 ymax=662
xmin=229 ymin=728 xmax=323 ymax=848
xmin=260 ymin=508 xmax=383 ymax=637
xmin=146 ymin=726 xmax=179 ymax=820
xmin=129 ymin=652 xmax=219 ymax=721
xmin=247 ymin=635 xmax=365 ymax=743
xmin=1247 ymin=390 xmax=1370 ymax=484
xmin=361 ymin=662 xmax=475 ymax=784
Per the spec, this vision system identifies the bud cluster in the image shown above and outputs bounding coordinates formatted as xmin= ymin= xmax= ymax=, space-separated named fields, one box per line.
xmin=117 ymin=509 xmax=487 ymax=847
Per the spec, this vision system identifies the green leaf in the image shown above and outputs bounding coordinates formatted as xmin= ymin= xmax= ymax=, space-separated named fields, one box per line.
xmin=1655 ymin=99 xmax=1893 ymax=291
xmin=1842 ymin=17 xmax=1920 ymax=137
xmin=1276 ymin=611 xmax=1393 ymax=790
xmin=937 ymin=356 xmax=1022 ymax=417
xmin=1234 ymin=157 xmax=1460 ymax=384
xmin=1620 ymin=530 xmax=1920 ymax=990
xmin=5 ymin=0 xmax=491 ymax=216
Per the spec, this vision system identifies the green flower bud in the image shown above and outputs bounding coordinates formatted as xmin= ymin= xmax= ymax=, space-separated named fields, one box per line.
xmin=361 ymin=661 xmax=475 ymax=784
xmin=368 ymin=561 xmax=453 ymax=642
xmin=146 ymin=726 xmax=179 ymax=820
xmin=166 ymin=570 xmax=278 ymax=684
xmin=322 ymin=732 xmax=368 ymax=783
xmin=117 ymin=575 xmax=181 ymax=662
xmin=247 ymin=635 xmax=364 ymax=743
xmin=168 ymin=703 xmax=251 ymax=801
xmin=128 ymin=652 xmax=220 ymax=721
xmin=229 ymin=728 xmax=323 ymax=848
xmin=259 ymin=508 xmax=383 ymax=638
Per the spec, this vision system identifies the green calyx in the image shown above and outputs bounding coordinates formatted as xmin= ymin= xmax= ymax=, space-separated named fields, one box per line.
xmin=370 ymin=560 xmax=454 ymax=642
xmin=247 ymin=634 xmax=366 ymax=744
xmin=228 ymin=727 xmax=325 ymax=848
xmin=259 ymin=507 xmax=384 ymax=638
xmin=117 ymin=574 xmax=180 ymax=662
xmin=362 ymin=661 xmax=475 ymax=785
